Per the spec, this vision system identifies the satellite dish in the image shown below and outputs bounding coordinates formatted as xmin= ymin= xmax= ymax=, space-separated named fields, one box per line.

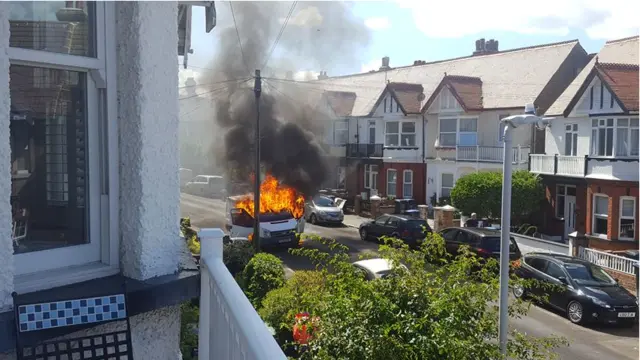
xmin=417 ymin=93 xmax=426 ymax=101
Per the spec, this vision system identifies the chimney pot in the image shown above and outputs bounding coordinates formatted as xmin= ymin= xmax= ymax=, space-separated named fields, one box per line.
xmin=379 ymin=56 xmax=390 ymax=71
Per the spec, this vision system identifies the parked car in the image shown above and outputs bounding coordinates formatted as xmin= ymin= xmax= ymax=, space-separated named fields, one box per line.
xmin=179 ymin=168 xmax=193 ymax=189
xmin=352 ymin=258 xmax=407 ymax=281
xmin=513 ymin=252 xmax=638 ymax=326
xmin=438 ymin=227 xmax=522 ymax=263
xmin=184 ymin=175 xmax=226 ymax=198
xmin=304 ymin=195 xmax=344 ymax=225
xmin=359 ymin=214 xmax=432 ymax=247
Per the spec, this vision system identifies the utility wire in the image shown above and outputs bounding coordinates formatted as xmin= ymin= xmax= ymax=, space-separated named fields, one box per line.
xmin=178 ymin=77 xmax=252 ymax=89
xmin=261 ymin=1 xmax=297 ymax=71
xmin=229 ymin=2 xmax=251 ymax=76
xmin=179 ymin=78 xmax=252 ymax=101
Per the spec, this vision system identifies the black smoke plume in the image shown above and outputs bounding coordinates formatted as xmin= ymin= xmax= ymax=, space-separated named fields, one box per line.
xmin=202 ymin=1 xmax=370 ymax=196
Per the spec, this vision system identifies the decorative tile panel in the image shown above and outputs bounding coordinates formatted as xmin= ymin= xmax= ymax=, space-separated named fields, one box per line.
xmin=17 ymin=294 xmax=127 ymax=332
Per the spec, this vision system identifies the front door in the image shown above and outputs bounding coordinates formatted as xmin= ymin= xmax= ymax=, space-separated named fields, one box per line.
xmin=564 ymin=195 xmax=576 ymax=240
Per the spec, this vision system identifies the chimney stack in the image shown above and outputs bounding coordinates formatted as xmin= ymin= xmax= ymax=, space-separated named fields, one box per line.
xmin=379 ymin=56 xmax=390 ymax=71
xmin=317 ymin=71 xmax=329 ymax=80
xmin=473 ymin=38 xmax=499 ymax=55
xmin=413 ymin=60 xmax=426 ymax=66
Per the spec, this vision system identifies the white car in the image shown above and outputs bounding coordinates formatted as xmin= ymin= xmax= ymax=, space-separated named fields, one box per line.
xmin=352 ymin=258 xmax=407 ymax=281
xmin=184 ymin=175 xmax=226 ymax=198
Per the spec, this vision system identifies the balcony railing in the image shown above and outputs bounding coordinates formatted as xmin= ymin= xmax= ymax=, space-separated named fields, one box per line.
xmin=578 ymin=246 xmax=638 ymax=275
xmin=198 ymin=228 xmax=287 ymax=360
xmin=346 ymin=143 xmax=383 ymax=158
xmin=448 ymin=145 xmax=530 ymax=164
xmin=529 ymin=154 xmax=639 ymax=181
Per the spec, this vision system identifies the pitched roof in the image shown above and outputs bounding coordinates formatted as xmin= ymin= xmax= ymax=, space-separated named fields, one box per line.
xmin=546 ymin=36 xmax=639 ymax=116
xmin=597 ymin=62 xmax=639 ymax=112
xmin=422 ymin=75 xmax=483 ymax=112
xmin=324 ymin=91 xmax=357 ymax=117
xmin=386 ymin=82 xmax=424 ymax=115
xmin=276 ymin=39 xmax=581 ymax=117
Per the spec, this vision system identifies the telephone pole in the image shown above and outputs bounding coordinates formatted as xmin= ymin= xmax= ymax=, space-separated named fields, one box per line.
xmin=253 ymin=69 xmax=262 ymax=252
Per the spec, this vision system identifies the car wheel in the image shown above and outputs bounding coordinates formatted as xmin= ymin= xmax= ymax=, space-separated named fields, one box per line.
xmin=512 ymin=284 xmax=526 ymax=299
xmin=310 ymin=214 xmax=318 ymax=225
xmin=567 ymin=300 xmax=585 ymax=325
xmin=359 ymin=228 xmax=368 ymax=241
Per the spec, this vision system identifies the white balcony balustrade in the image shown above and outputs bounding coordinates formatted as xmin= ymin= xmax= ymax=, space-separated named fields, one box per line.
xmin=454 ymin=145 xmax=530 ymax=164
xmin=556 ymin=156 xmax=586 ymax=177
xmin=198 ymin=228 xmax=287 ymax=360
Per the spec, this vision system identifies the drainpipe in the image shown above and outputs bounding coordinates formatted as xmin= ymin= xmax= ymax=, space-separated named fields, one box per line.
xmin=422 ymin=113 xmax=426 ymax=203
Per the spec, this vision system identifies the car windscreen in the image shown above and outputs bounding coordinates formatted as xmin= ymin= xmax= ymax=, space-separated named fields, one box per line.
xmin=563 ymin=262 xmax=616 ymax=286
xmin=313 ymin=196 xmax=335 ymax=207
xmin=480 ymin=236 xmax=518 ymax=252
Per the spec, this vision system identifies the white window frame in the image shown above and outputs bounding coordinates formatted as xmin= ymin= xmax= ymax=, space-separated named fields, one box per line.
xmin=619 ymin=196 xmax=636 ymax=241
xmin=333 ymin=119 xmax=348 ymax=145
xmin=440 ymin=173 xmax=454 ymax=199
xmin=592 ymin=194 xmax=609 ymax=238
xmin=364 ymin=164 xmax=378 ymax=190
xmin=384 ymin=120 xmax=416 ymax=147
xmin=10 ymin=2 xmax=120 ymax=293
xmin=402 ymin=170 xmax=413 ymax=199
xmin=386 ymin=169 xmax=397 ymax=197
xmin=591 ymin=117 xmax=639 ymax=158
xmin=439 ymin=116 xmax=478 ymax=148
xmin=564 ymin=123 xmax=578 ymax=156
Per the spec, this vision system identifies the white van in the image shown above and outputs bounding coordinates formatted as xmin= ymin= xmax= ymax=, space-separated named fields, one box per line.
xmin=225 ymin=194 xmax=305 ymax=249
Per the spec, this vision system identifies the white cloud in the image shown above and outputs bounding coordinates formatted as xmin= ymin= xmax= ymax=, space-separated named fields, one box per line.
xmin=361 ymin=58 xmax=381 ymax=73
xmin=396 ymin=0 xmax=639 ymax=40
xmin=365 ymin=17 xmax=391 ymax=30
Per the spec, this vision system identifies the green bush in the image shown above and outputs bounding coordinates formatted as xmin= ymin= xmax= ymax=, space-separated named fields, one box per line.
xmin=241 ymin=253 xmax=286 ymax=308
xmin=223 ymin=241 xmax=255 ymax=276
xmin=179 ymin=302 xmax=199 ymax=360
xmin=451 ymin=170 xmax=544 ymax=221
xmin=259 ymin=271 xmax=327 ymax=342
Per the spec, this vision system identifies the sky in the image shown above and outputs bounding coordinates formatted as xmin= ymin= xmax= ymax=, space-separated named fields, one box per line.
xmin=179 ymin=0 xmax=639 ymax=86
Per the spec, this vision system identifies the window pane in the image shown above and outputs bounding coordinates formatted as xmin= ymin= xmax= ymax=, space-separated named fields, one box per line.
xmin=572 ymin=133 xmax=578 ymax=156
xmin=403 ymin=184 xmax=413 ymax=199
xmin=460 ymin=118 xmax=477 ymax=132
xmin=556 ymin=195 xmax=565 ymax=218
xmin=400 ymin=134 xmax=416 ymax=147
xmin=404 ymin=171 xmax=412 ymax=183
xmin=620 ymin=219 xmax=635 ymax=238
xmin=622 ymin=199 xmax=635 ymax=217
xmin=11 ymin=64 xmax=88 ymax=254
xmin=618 ymin=118 xmax=629 ymax=127
xmin=441 ymin=173 xmax=454 ymax=188
xmin=9 ymin=1 xmax=96 ymax=57
xmin=564 ymin=133 xmax=572 ymax=156
xmin=387 ymin=171 xmax=397 ymax=197
xmin=385 ymin=121 xmax=399 ymax=133
xmin=616 ymin=128 xmax=628 ymax=156
xmin=458 ymin=133 xmax=477 ymax=146
xmin=439 ymin=133 xmax=456 ymax=147
xmin=597 ymin=129 xmax=606 ymax=155
xmin=401 ymin=122 xmax=415 ymax=133
xmin=631 ymin=118 xmax=639 ymax=127
xmin=594 ymin=217 xmax=608 ymax=235
xmin=631 ymin=129 xmax=639 ymax=156
xmin=387 ymin=170 xmax=397 ymax=183
xmin=440 ymin=119 xmax=456 ymax=132
xmin=594 ymin=196 xmax=608 ymax=216
xmin=385 ymin=134 xmax=399 ymax=146
xmin=605 ymin=128 xmax=613 ymax=156
xmin=591 ymin=129 xmax=598 ymax=155
xmin=606 ymin=118 xmax=614 ymax=127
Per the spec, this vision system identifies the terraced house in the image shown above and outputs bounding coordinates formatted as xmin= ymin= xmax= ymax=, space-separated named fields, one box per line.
xmin=531 ymin=36 xmax=639 ymax=249
xmin=297 ymin=38 xmax=590 ymax=206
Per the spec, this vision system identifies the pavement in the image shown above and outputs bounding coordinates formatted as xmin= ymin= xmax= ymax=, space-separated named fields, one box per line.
xmin=180 ymin=192 xmax=639 ymax=360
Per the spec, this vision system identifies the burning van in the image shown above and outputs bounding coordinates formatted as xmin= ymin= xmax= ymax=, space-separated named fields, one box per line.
xmin=225 ymin=174 xmax=306 ymax=249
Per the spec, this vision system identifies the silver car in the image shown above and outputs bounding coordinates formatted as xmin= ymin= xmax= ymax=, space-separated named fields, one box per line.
xmin=304 ymin=195 xmax=345 ymax=225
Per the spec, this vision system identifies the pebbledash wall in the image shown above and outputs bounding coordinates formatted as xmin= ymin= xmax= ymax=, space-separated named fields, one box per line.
xmin=0 ymin=2 xmax=184 ymax=359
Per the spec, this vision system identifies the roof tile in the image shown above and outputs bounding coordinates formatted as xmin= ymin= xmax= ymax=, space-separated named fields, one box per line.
xmin=325 ymin=91 xmax=357 ymax=117
xmin=597 ymin=62 xmax=639 ymax=112
xmin=387 ymin=82 xmax=424 ymax=114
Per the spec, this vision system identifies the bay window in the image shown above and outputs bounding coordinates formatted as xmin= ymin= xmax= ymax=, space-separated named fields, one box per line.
xmin=591 ymin=117 xmax=639 ymax=157
xmin=333 ymin=120 xmax=348 ymax=145
xmin=403 ymin=170 xmax=413 ymax=199
xmin=386 ymin=169 xmax=397 ymax=197
xmin=592 ymin=194 xmax=609 ymax=236
xmin=619 ymin=197 xmax=636 ymax=240
xmin=439 ymin=117 xmax=478 ymax=147
xmin=8 ymin=1 xmax=118 ymax=285
xmin=385 ymin=121 xmax=416 ymax=147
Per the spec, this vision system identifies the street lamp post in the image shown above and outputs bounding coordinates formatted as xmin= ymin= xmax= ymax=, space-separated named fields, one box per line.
xmin=498 ymin=104 xmax=553 ymax=355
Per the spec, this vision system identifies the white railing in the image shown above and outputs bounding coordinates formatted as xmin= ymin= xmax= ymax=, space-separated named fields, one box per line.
xmin=198 ymin=228 xmax=287 ymax=360
xmin=556 ymin=156 xmax=585 ymax=177
xmin=529 ymin=154 xmax=555 ymax=174
xmin=456 ymin=145 xmax=530 ymax=164
xmin=578 ymin=246 xmax=638 ymax=275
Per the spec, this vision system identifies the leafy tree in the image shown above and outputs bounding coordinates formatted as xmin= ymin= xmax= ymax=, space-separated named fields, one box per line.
xmin=450 ymin=170 xmax=544 ymax=221
xmin=260 ymin=235 xmax=565 ymax=360
xmin=241 ymin=253 xmax=286 ymax=308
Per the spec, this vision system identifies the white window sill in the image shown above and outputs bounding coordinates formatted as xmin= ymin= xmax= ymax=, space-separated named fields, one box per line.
xmin=14 ymin=262 xmax=120 ymax=295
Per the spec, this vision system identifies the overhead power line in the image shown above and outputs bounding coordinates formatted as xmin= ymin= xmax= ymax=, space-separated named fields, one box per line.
xmin=178 ymin=77 xmax=251 ymax=89
xmin=261 ymin=1 xmax=298 ymax=71
xmin=229 ymin=2 xmax=251 ymax=76
xmin=178 ymin=78 xmax=252 ymax=101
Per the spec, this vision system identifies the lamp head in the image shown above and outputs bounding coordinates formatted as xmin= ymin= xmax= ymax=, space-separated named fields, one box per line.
xmin=524 ymin=103 xmax=536 ymax=115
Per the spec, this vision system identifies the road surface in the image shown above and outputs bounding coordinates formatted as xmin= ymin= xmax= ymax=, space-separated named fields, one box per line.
xmin=180 ymin=192 xmax=639 ymax=360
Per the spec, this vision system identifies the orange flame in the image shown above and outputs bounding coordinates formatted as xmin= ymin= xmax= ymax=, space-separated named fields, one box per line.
xmin=235 ymin=173 xmax=305 ymax=219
